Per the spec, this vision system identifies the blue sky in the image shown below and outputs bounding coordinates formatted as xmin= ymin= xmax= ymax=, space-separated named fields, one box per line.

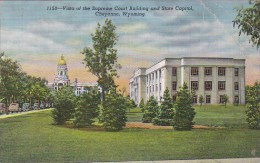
xmin=0 ymin=0 xmax=259 ymax=89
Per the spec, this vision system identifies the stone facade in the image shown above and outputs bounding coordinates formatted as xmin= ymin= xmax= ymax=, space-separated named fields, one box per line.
xmin=129 ymin=57 xmax=245 ymax=105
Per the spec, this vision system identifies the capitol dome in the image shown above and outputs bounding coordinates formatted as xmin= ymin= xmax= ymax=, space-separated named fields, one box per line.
xmin=58 ymin=55 xmax=67 ymax=65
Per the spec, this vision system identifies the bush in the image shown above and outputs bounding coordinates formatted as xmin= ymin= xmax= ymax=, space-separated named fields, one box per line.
xmin=152 ymin=117 xmax=174 ymax=126
xmin=139 ymin=98 xmax=145 ymax=112
xmin=142 ymin=96 xmax=159 ymax=123
xmin=99 ymin=92 xmax=127 ymax=131
xmin=245 ymin=82 xmax=260 ymax=129
xmin=52 ymin=87 xmax=76 ymax=125
xmin=173 ymin=83 xmax=196 ymax=130
xmin=74 ymin=91 xmax=100 ymax=128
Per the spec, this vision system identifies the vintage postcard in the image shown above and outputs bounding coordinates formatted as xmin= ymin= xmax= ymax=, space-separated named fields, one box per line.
xmin=0 ymin=0 xmax=259 ymax=162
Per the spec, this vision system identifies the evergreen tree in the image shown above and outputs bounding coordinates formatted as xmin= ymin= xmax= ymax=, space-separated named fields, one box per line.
xmin=142 ymin=96 xmax=159 ymax=123
xmin=223 ymin=94 xmax=229 ymax=108
xmin=199 ymin=95 xmax=204 ymax=107
xmin=173 ymin=83 xmax=196 ymax=130
xmin=99 ymin=91 xmax=127 ymax=131
xmin=52 ymin=87 xmax=76 ymax=125
xmin=74 ymin=91 xmax=100 ymax=127
xmin=245 ymin=82 xmax=260 ymax=129
xmin=153 ymin=88 xmax=174 ymax=126
xmin=139 ymin=98 xmax=145 ymax=112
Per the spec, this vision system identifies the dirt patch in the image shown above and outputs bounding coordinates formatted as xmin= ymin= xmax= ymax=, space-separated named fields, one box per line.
xmin=125 ymin=122 xmax=213 ymax=129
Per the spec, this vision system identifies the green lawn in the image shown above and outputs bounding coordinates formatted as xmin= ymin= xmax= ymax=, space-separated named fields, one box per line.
xmin=0 ymin=106 xmax=259 ymax=162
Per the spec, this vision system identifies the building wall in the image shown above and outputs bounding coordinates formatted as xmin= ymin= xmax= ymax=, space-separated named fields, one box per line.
xmin=129 ymin=57 xmax=246 ymax=105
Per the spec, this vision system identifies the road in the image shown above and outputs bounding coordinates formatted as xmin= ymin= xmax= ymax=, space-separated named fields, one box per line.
xmin=0 ymin=108 xmax=52 ymax=119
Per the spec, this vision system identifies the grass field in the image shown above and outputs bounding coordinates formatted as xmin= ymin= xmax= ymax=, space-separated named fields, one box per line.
xmin=0 ymin=105 xmax=259 ymax=162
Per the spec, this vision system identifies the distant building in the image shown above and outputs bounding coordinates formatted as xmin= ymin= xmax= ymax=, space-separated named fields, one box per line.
xmin=129 ymin=57 xmax=245 ymax=105
xmin=47 ymin=55 xmax=99 ymax=95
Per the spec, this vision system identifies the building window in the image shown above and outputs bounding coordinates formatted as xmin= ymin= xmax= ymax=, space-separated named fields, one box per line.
xmin=146 ymin=77 xmax=148 ymax=82
xmin=159 ymin=70 xmax=161 ymax=78
xmin=192 ymin=95 xmax=197 ymax=103
xmin=218 ymin=81 xmax=226 ymax=90
xmin=172 ymin=67 xmax=177 ymax=76
xmin=206 ymin=95 xmax=211 ymax=104
xmin=234 ymin=68 xmax=239 ymax=76
xmin=156 ymin=84 xmax=158 ymax=92
xmin=234 ymin=82 xmax=239 ymax=90
xmin=191 ymin=81 xmax=199 ymax=90
xmin=218 ymin=67 xmax=226 ymax=76
xmin=219 ymin=95 xmax=225 ymax=103
xmin=159 ymin=83 xmax=162 ymax=91
xmin=172 ymin=95 xmax=177 ymax=101
xmin=234 ymin=95 xmax=239 ymax=104
xmin=172 ymin=82 xmax=177 ymax=91
xmin=191 ymin=67 xmax=199 ymax=76
xmin=204 ymin=67 xmax=212 ymax=76
xmin=152 ymin=85 xmax=154 ymax=92
xmin=152 ymin=73 xmax=154 ymax=80
xmin=150 ymin=86 xmax=151 ymax=92
xmin=155 ymin=71 xmax=157 ymax=79
xmin=205 ymin=81 xmax=212 ymax=90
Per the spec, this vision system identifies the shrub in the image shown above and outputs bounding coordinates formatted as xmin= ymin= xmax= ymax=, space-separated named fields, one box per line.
xmin=142 ymin=96 xmax=159 ymax=123
xmin=99 ymin=92 xmax=127 ymax=131
xmin=245 ymin=82 xmax=260 ymax=129
xmin=139 ymin=98 xmax=145 ymax=112
xmin=173 ymin=83 xmax=196 ymax=130
xmin=52 ymin=87 xmax=76 ymax=125
xmin=152 ymin=118 xmax=174 ymax=126
xmin=74 ymin=91 xmax=100 ymax=128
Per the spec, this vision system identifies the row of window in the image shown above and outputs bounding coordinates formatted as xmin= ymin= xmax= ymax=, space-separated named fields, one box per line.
xmin=146 ymin=70 xmax=162 ymax=82
xmin=172 ymin=81 xmax=239 ymax=91
xmin=172 ymin=95 xmax=240 ymax=104
xmin=171 ymin=67 xmax=239 ymax=76
xmin=147 ymin=83 xmax=162 ymax=93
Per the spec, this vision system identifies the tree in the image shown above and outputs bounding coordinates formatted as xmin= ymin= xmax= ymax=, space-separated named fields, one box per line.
xmin=173 ymin=83 xmax=196 ymax=130
xmin=153 ymin=88 xmax=174 ymax=126
xmin=142 ymin=96 xmax=159 ymax=123
xmin=99 ymin=91 xmax=128 ymax=131
xmin=139 ymin=98 xmax=145 ymax=112
xmin=52 ymin=87 xmax=76 ymax=125
xmin=223 ymin=94 xmax=229 ymax=108
xmin=245 ymin=82 xmax=260 ymax=129
xmin=233 ymin=0 xmax=260 ymax=49
xmin=81 ymin=19 xmax=121 ymax=101
xmin=199 ymin=95 xmax=204 ymax=107
xmin=74 ymin=91 xmax=100 ymax=127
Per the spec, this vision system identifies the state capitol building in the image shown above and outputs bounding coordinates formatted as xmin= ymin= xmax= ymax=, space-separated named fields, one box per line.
xmin=47 ymin=55 xmax=99 ymax=95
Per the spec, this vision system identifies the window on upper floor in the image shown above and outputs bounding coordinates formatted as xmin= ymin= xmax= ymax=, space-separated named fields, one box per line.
xmin=191 ymin=67 xmax=199 ymax=76
xmin=191 ymin=81 xmax=198 ymax=90
xmin=234 ymin=68 xmax=239 ymax=76
xmin=205 ymin=81 xmax=212 ymax=91
xmin=234 ymin=82 xmax=239 ymax=90
xmin=159 ymin=70 xmax=162 ymax=78
xmin=218 ymin=81 xmax=226 ymax=90
xmin=218 ymin=67 xmax=226 ymax=76
xmin=204 ymin=67 xmax=212 ymax=76
xmin=172 ymin=67 xmax=177 ymax=76
xmin=155 ymin=71 xmax=157 ymax=79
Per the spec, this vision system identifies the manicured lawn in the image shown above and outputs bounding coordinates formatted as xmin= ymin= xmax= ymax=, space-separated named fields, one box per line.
xmin=0 ymin=108 xmax=259 ymax=162
xmin=194 ymin=105 xmax=248 ymax=128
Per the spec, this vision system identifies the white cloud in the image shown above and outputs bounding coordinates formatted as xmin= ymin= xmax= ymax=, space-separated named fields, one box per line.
xmin=118 ymin=22 xmax=148 ymax=33
xmin=27 ymin=20 xmax=75 ymax=32
xmin=1 ymin=28 xmax=73 ymax=55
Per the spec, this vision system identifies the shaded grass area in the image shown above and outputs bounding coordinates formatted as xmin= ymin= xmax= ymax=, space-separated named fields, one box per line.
xmin=0 ymin=109 xmax=259 ymax=162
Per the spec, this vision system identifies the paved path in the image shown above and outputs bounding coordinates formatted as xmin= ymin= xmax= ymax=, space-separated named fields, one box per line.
xmin=97 ymin=158 xmax=260 ymax=163
xmin=0 ymin=108 xmax=52 ymax=119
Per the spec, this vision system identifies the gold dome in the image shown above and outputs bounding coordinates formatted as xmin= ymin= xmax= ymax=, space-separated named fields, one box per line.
xmin=58 ymin=55 xmax=67 ymax=65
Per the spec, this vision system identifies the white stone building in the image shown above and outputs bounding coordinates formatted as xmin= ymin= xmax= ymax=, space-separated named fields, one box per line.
xmin=129 ymin=57 xmax=245 ymax=105
xmin=47 ymin=55 xmax=99 ymax=95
